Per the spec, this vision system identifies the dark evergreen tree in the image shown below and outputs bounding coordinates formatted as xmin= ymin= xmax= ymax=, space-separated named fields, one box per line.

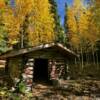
xmin=64 ymin=3 xmax=68 ymax=33
xmin=64 ymin=3 xmax=70 ymax=47
xmin=49 ymin=0 xmax=66 ymax=44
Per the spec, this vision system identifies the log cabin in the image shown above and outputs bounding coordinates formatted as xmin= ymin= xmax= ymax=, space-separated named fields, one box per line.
xmin=0 ymin=43 xmax=77 ymax=85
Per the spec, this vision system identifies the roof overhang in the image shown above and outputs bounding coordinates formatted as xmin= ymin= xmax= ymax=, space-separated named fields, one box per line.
xmin=0 ymin=43 xmax=78 ymax=60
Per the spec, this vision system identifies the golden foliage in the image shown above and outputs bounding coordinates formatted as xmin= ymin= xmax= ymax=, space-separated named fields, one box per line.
xmin=0 ymin=0 xmax=5 ymax=8
xmin=3 ymin=0 xmax=55 ymax=46
xmin=67 ymin=8 xmax=77 ymax=34
xmin=66 ymin=0 xmax=99 ymax=51
xmin=28 ymin=0 xmax=55 ymax=46
xmin=3 ymin=7 xmax=20 ymax=44
xmin=2 ymin=0 xmax=55 ymax=46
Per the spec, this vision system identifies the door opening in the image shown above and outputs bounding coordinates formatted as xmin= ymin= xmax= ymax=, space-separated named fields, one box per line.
xmin=33 ymin=58 xmax=49 ymax=83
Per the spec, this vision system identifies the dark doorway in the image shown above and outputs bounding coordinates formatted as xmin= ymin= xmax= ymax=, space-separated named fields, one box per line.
xmin=33 ymin=58 xmax=49 ymax=82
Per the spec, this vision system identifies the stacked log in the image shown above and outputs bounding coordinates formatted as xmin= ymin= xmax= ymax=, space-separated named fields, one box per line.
xmin=48 ymin=59 xmax=65 ymax=86
xmin=49 ymin=59 xmax=65 ymax=80
xmin=22 ymin=58 xmax=34 ymax=92
xmin=0 ymin=60 xmax=6 ymax=68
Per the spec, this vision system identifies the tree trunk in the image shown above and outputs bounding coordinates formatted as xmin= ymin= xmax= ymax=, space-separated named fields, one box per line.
xmin=96 ymin=51 xmax=99 ymax=68
xmin=92 ymin=46 xmax=95 ymax=65
xmin=81 ymin=47 xmax=84 ymax=69
xmin=21 ymin=31 xmax=24 ymax=48
xmin=86 ymin=52 xmax=89 ymax=65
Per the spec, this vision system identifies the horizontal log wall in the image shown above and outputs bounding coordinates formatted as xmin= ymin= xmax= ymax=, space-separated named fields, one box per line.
xmin=7 ymin=57 xmax=23 ymax=80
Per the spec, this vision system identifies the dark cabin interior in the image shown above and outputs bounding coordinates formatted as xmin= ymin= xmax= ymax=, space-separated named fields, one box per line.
xmin=33 ymin=58 xmax=49 ymax=83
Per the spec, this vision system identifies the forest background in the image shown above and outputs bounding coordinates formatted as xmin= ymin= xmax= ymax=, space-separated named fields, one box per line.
xmin=0 ymin=0 xmax=100 ymax=78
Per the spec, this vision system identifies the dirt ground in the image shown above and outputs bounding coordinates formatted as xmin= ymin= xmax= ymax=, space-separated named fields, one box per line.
xmin=29 ymin=80 xmax=100 ymax=100
xmin=0 ymin=80 xmax=100 ymax=100
xmin=31 ymin=83 xmax=100 ymax=100
xmin=0 ymin=65 xmax=100 ymax=99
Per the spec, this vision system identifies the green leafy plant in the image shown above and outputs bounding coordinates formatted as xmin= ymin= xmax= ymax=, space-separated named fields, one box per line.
xmin=18 ymin=81 xmax=26 ymax=93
